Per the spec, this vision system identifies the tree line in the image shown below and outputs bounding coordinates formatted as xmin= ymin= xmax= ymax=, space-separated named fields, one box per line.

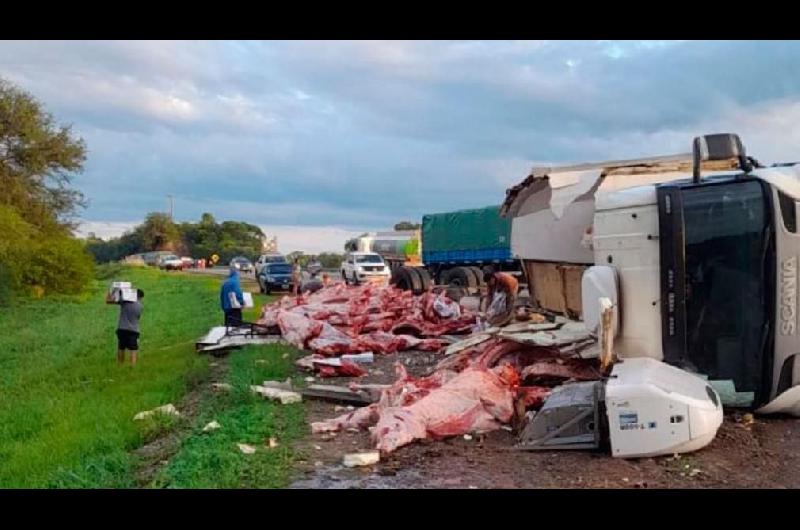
xmin=86 ymin=213 xmax=348 ymax=269
xmin=85 ymin=212 xmax=268 ymax=265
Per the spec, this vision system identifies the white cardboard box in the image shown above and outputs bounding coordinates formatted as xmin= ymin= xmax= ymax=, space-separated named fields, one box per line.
xmin=120 ymin=288 xmax=138 ymax=302
xmin=109 ymin=281 xmax=137 ymax=302
xmin=242 ymin=292 xmax=254 ymax=309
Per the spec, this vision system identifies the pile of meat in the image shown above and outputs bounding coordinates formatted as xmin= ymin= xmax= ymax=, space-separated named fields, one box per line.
xmin=256 ymin=283 xmax=475 ymax=362
xmin=311 ymin=336 xmax=601 ymax=454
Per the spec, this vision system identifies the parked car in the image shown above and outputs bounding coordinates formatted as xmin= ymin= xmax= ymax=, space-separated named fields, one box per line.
xmin=229 ymin=256 xmax=254 ymax=274
xmin=255 ymin=252 xmax=287 ymax=276
xmin=341 ymin=252 xmax=391 ymax=285
xmin=256 ymin=261 xmax=294 ymax=294
xmin=307 ymin=258 xmax=323 ymax=277
xmin=158 ymin=254 xmax=184 ymax=271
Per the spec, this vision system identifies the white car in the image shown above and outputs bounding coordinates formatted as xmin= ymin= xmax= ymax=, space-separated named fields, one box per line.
xmin=158 ymin=254 xmax=184 ymax=271
xmin=341 ymin=252 xmax=390 ymax=285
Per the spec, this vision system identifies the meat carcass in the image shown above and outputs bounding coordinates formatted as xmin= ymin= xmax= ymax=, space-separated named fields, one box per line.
xmin=277 ymin=311 xmax=323 ymax=349
xmin=307 ymin=322 xmax=358 ymax=356
xmin=311 ymin=404 xmax=380 ymax=434
xmin=373 ymin=365 xmax=517 ymax=453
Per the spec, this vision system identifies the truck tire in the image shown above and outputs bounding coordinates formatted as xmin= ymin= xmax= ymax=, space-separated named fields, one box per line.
xmin=257 ymin=275 xmax=265 ymax=294
xmin=416 ymin=267 xmax=432 ymax=292
xmin=394 ymin=266 xmax=422 ymax=294
xmin=438 ymin=268 xmax=452 ymax=286
xmin=341 ymin=270 xmax=348 ymax=285
xmin=469 ymin=266 xmax=485 ymax=287
xmin=448 ymin=266 xmax=477 ymax=293
xmin=406 ymin=267 xmax=424 ymax=294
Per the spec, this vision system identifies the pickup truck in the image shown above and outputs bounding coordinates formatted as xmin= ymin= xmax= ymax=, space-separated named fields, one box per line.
xmin=341 ymin=252 xmax=391 ymax=285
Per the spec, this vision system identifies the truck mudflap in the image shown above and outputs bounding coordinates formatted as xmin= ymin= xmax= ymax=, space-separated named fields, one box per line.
xmin=756 ymin=386 xmax=800 ymax=416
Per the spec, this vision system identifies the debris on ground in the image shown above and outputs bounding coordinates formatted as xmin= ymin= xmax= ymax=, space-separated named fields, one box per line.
xmin=133 ymin=403 xmax=181 ymax=421
xmin=267 ymin=437 xmax=279 ymax=448
xmin=211 ymin=382 xmax=232 ymax=392
xmin=301 ymin=384 xmax=375 ymax=405
xmin=250 ymin=384 xmax=303 ymax=404
xmin=237 ymin=443 xmax=257 ymax=454
xmin=202 ymin=420 xmax=221 ymax=433
xmin=343 ymin=451 xmax=380 ymax=467
xmin=738 ymin=413 xmax=756 ymax=429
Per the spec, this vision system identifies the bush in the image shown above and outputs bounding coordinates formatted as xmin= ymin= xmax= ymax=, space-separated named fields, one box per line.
xmin=0 ymin=205 xmax=94 ymax=298
xmin=0 ymin=263 xmax=13 ymax=306
xmin=21 ymin=234 xmax=94 ymax=296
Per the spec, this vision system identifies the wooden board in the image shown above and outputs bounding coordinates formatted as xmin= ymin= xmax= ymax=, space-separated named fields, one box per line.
xmin=526 ymin=261 xmax=587 ymax=318
xmin=300 ymin=384 xmax=375 ymax=405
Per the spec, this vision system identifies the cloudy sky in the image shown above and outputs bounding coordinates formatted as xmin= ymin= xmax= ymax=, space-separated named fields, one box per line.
xmin=2 ymin=40 xmax=800 ymax=253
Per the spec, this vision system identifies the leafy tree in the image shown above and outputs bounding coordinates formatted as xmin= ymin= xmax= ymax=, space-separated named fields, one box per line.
xmin=317 ymin=252 xmax=344 ymax=269
xmin=0 ymin=79 xmax=93 ymax=299
xmin=394 ymin=221 xmax=420 ymax=231
xmin=139 ymin=212 xmax=181 ymax=251
xmin=0 ymin=78 xmax=86 ymax=230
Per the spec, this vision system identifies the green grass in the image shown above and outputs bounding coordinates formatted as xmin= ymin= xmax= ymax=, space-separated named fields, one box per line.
xmin=0 ymin=265 xmax=287 ymax=488
xmin=150 ymin=343 xmax=306 ymax=488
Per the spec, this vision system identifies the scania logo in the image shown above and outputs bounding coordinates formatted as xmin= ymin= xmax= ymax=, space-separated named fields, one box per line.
xmin=781 ymin=256 xmax=797 ymax=335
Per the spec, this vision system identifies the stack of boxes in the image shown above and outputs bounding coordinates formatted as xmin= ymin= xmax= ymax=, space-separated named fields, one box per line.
xmin=108 ymin=281 xmax=138 ymax=302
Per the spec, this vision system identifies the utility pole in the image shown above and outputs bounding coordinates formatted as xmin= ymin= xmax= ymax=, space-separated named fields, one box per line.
xmin=167 ymin=194 xmax=174 ymax=221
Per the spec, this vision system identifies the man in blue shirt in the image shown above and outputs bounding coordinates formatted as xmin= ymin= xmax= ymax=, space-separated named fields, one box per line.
xmin=221 ymin=267 xmax=245 ymax=327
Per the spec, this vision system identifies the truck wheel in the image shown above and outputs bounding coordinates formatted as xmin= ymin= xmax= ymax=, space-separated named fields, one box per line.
xmin=449 ymin=266 xmax=477 ymax=293
xmin=438 ymin=268 xmax=453 ymax=286
xmin=469 ymin=266 xmax=485 ymax=287
xmin=394 ymin=266 xmax=422 ymax=294
xmin=406 ymin=267 xmax=423 ymax=294
xmin=393 ymin=267 xmax=411 ymax=291
xmin=416 ymin=267 xmax=432 ymax=292
xmin=341 ymin=270 xmax=348 ymax=285
xmin=258 ymin=275 xmax=265 ymax=294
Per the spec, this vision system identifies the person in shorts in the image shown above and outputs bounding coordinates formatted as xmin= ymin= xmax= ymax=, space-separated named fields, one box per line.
xmin=107 ymin=289 xmax=144 ymax=365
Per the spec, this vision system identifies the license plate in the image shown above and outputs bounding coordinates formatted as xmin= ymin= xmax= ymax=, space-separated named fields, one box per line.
xmin=282 ymin=284 xmax=289 ymax=289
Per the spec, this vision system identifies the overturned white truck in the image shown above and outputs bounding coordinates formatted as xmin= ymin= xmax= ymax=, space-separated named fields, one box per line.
xmin=503 ymin=133 xmax=800 ymax=417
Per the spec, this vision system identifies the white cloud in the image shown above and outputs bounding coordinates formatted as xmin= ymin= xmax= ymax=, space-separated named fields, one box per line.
xmin=74 ymin=221 xmax=137 ymax=240
xmin=259 ymin=225 xmax=365 ymax=254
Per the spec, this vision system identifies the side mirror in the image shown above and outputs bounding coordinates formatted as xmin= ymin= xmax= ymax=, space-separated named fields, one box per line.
xmin=692 ymin=133 xmax=752 ymax=183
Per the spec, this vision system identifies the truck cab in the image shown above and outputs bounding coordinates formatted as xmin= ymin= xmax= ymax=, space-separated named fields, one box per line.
xmin=502 ymin=134 xmax=800 ymax=415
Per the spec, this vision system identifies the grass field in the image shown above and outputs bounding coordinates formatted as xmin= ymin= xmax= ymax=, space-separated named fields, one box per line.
xmin=0 ymin=265 xmax=304 ymax=488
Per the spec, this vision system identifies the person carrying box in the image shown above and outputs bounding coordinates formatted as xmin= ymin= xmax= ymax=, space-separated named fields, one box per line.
xmin=106 ymin=288 xmax=145 ymax=366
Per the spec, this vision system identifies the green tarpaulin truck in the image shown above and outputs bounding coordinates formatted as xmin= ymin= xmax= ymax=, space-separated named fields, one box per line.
xmin=389 ymin=205 xmax=522 ymax=294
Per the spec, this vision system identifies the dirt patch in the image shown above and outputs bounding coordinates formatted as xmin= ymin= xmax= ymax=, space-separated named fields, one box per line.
xmin=131 ymin=358 xmax=228 ymax=487
xmin=290 ymin=350 xmax=800 ymax=489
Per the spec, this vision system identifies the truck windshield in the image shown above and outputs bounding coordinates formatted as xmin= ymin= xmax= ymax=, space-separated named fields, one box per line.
xmin=681 ymin=180 xmax=772 ymax=396
xmin=356 ymin=255 xmax=383 ymax=264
